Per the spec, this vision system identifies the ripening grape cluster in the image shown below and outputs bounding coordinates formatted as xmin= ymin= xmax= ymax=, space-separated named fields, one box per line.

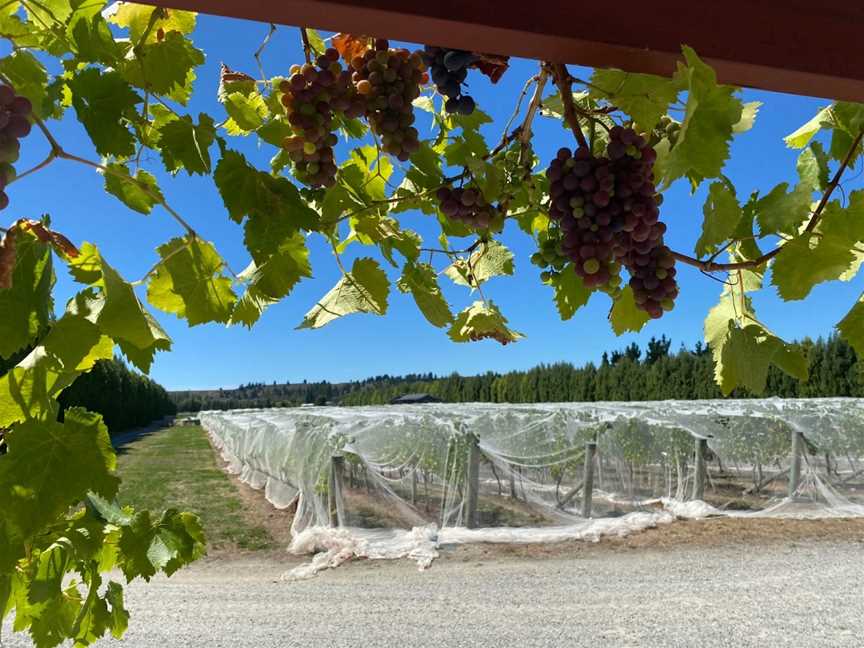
xmin=280 ymin=49 xmax=365 ymax=187
xmin=436 ymin=185 xmax=501 ymax=230
xmin=546 ymin=126 xmax=678 ymax=318
xmin=350 ymin=39 xmax=426 ymax=160
xmin=0 ymin=84 xmax=32 ymax=211
xmin=0 ymin=228 xmax=15 ymax=290
xmin=420 ymin=46 xmax=476 ymax=115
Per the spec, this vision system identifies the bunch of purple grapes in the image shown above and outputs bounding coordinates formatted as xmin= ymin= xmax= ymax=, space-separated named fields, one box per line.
xmin=0 ymin=84 xmax=32 ymax=210
xmin=420 ymin=46 xmax=476 ymax=115
xmin=350 ymin=39 xmax=426 ymax=161
xmin=436 ymin=185 xmax=501 ymax=230
xmin=280 ymin=49 xmax=365 ymax=188
xmin=546 ymin=126 xmax=678 ymax=319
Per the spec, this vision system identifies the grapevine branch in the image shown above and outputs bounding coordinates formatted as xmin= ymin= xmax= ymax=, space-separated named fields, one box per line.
xmin=670 ymin=127 xmax=864 ymax=273
xmin=22 ymin=110 xmax=198 ymax=237
xmin=547 ymin=64 xmax=864 ymax=275
xmin=549 ymin=63 xmax=588 ymax=149
xmin=254 ymin=23 xmax=277 ymax=83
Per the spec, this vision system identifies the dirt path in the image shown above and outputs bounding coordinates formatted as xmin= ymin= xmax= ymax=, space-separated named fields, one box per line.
xmin=5 ymin=534 xmax=863 ymax=647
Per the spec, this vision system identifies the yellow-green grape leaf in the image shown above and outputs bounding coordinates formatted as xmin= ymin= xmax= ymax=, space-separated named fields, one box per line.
xmin=298 ymin=258 xmax=389 ymax=329
xmin=837 ymin=294 xmax=864 ymax=357
xmin=795 ymin=142 xmax=830 ymax=193
xmin=397 ymin=262 xmax=453 ymax=328
xmin=771 ymin=233 xmax=856 ymax=300
xmin=732 ymin=101 xmax=761 ymax=133
xmin=448 ymin=300 xmax=523 ymax=345
xmin=157 ymin=113 xmax=216 ymax=175
xmin=121 ymin=31 xmax=204 ymax=99
xmin=717 ymin=323 xmax=807 ymax=395
xmin=108 ymin=4 xmax=196 ymax=43
xmin=0 ymin=312 xmax=114 ymax=427
xmin=213 ymin=149 xmax=319 ymax=229
xmin=444 ymin=241 xmax=514 ymax=288
xmin=784 ymin=106 xmax=832 ymax=148
xmin=589 ymin=69 xmax=681 ymax=132
xmin=347 ymin=146 xmax=393 ymax=202
xmin=237 ymin=232 xmax=311 ymax=303
xmin=103 ymin=163 xmax=163 ymax=214
xmin=550 ymin=264 xmax=591 ymax=321
xmin=344 ymin=212 xmax=421 ymax=266
xmin=0 ymin=230 xmax=54 ymax=358
xmin=695 ymin=181 xmax=742 ymax=257
xmin=754 ymin=181 xmax=813 ymax=236
xmin=70 ymin=13 xmax=128 ymax=67
xmin=609 ymin=286 xmax=650 ymax=335
xmin=67 ymin=68 xmax=141 ymax=158
xmin=661 ymin=47 xmax=743 ymax=189
xmin=222 ymin=90 xmax=268 ymax=134
xmin=147 ymin=237 xmax=237 ymax=325
xmin=0 ymin=409 xmax=119 ymax=570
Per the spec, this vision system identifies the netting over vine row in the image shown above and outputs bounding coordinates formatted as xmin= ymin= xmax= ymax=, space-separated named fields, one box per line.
xmin=200 ymin=399 xmax=864 ymax=575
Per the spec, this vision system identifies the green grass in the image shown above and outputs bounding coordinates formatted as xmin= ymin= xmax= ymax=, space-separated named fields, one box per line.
xmin=116 ymin=425 xmax=274 ymax=552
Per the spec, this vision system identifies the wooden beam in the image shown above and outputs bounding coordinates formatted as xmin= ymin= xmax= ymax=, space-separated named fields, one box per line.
xmin=146 ymin=0 xmax=864 ymax=101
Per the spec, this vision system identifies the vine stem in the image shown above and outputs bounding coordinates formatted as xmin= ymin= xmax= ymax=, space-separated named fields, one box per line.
xmin=519 ymin=67 xmax=548 ymax=147
xmin=299 ymin=28 xmax=312 ymax=64
xmin=670 ymin=127 xmax=864 ymax=273
xmin=22 ymin=110 xmax=199 ymax=238
xmin=254 ymin=23 xmax=277 ymax=84
xmin=549 ymin=63 xmax=589 ymax=149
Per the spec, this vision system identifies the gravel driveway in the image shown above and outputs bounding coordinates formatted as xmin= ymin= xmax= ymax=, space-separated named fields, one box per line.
xmin=4 ymin=539 xmax=863 ymax=648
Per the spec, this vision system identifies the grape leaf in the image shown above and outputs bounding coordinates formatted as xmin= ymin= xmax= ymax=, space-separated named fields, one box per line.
xmin=444 ymin=241 xmax=514 ymax=288
xmin=222 ymin=90 xmax=267 ymax=134
xmin=114 ymin=509 xmax=205 ymax=581
xmin=70 ymin=13 xmax=127 ymax=67
xmin=796 ymin=143 xmax=830 ymax=193
xmin=754 ymin=181 xmax=813 ymax=236
xmin=66 ymin=243 xmax=173 ymax=361
xmin=157 ymin=113 xmax=216 ymax=175
xmin=771 ymin=233 xmax=856 ymax=300
xmin=609 ymin=286 xmax=650 ymax=335
xmin=695 ymin=181 xmax=742 ymax=257
xmin=342 ymin=212 xmax=420 ymax=266
xmin=68 ymin=68 xmax=141 ymax=158
xmin=0 ymin=230 xmax=54 ymax=358
xmin=332 ymin=33 xmax=371 ymax=64
xmin=661 ymin=47 xmax=743 ymax=189
xmin=837 ymin=294 xmax=864 ymax=358
xmin=589 ymin=69 xmax=681 ymax=132
xmin=718 ymin=323 xmax=807 ymax=395
xmin=550 ymin=264 xmax=591 ymax=320
xmin=732 ymin=101 xmax=761 ymax=134
xmin=784 ymin=106 xmax=832 ymax=148
xmin=397 ymin=262 xmax=452 ymax=328
xmin=146 ymin=237 xmax=237 ymax=326
xmin=103 ymin=163 xmax=163 ymax=215
xmin=448 ymin=301 xmax=523 ymax=345
xmin=213 ymin=149 xmax=319 ymax=229
xmin=121 ymin=31 xmax=204 ymax=99
xmin=237 ymin=232 xmax=311 ymax=302
xmin=298 ymin=257 xmax=389 ymax=329
xmin=109 ymin=4 xmax=196 ymax=43
xmin=0 ymin=409 xmax=119 ymax=571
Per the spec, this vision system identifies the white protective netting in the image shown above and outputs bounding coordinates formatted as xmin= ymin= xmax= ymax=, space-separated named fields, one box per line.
xmin=200 ymin=399 xmax=864 ymax=577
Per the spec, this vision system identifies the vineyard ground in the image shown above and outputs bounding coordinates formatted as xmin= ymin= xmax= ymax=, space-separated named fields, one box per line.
xmin=5 ymin=535 xmax=864 ymax=647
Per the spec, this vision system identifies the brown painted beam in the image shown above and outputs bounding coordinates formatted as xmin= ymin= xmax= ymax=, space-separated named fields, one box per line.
xmin=145 ymin=0 xmax=864 ymax=101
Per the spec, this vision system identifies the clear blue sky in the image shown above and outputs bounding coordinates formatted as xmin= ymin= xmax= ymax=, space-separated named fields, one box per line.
xmin=11 ymin=13 xmax=862 ymax=390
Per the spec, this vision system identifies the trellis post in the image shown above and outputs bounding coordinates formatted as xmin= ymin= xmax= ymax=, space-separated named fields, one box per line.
xmin=789 ymin=430 xmax=803 ymax=500
xmin=581 ymin=440 xmax=597 ymax=518
xmin=465 ymin=434 xmax=480 ymax=529
xmin=692 ymin=437 xmax=707 ymax=501
xmin=329 ymin=455 xmax=346 ymax=527
xmin=410 ymin=467 xmax=417 ymax=505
